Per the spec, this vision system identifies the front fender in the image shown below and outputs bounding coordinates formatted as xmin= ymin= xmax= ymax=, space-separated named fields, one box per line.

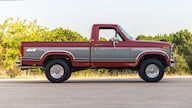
xmin=135 ymin=50 xmax=170 ymax=66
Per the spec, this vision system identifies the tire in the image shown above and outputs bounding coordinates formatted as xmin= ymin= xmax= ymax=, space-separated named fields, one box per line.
xmin=139 ymin=59 xmax=165 ymax=82
xmin=44 ymin=59 xmax=71 ymax=83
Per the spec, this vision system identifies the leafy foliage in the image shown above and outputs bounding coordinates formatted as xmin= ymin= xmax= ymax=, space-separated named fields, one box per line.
xmin=0 ymin=18 xmax=192 ymax=77
xmin=0 ymin=18 xmax=88 ymax=77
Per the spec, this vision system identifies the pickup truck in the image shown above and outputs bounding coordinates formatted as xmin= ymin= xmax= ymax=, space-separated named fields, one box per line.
xmin=17 ymin=24 xmax=175 ymax=83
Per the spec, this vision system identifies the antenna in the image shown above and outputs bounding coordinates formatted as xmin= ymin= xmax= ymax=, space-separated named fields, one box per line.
xmin=133 ymin=16 xmax=136 ymax=37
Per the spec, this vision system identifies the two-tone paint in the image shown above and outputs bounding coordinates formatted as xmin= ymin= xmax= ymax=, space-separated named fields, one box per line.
xmin=20 ymin=24 xmax=173 ymax=68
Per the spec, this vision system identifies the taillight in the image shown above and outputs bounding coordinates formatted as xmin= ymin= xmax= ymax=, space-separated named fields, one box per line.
xmin=20 ymin=46 xmax=24 ymax=57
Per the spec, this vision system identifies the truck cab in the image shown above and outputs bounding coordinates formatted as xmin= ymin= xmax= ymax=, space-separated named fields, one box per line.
xmin=17 ymin=24 xmax=175 ymax=83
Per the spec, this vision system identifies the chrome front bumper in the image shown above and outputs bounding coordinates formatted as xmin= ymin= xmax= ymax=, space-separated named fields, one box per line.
xmin=170 ymin=57 xmax=176 ymax=68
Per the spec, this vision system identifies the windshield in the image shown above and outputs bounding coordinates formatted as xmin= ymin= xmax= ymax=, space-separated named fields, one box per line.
xmin=118 ymin=26 xmax=133 ymax=40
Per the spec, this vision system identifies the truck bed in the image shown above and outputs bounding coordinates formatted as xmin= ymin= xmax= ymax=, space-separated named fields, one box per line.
xmin=21 ymin=42 xmax=91 ymax=67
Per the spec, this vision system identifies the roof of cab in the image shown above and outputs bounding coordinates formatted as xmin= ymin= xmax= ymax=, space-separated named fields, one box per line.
xmin=93 ymin=24 xmax=118 ymax=26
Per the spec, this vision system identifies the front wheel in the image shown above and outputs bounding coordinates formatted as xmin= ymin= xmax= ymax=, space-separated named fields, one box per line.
xmin=44 ymin=59 xmax=71 ymax=83
xmin=139 ymin=59 xmax=165 ymax=82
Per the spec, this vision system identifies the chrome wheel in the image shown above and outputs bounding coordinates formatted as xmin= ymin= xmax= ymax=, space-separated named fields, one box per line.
xmin=50 ymin=64 xmax=64 ymax=79
xmin=145 ymin=64 xmax=160 ymax=78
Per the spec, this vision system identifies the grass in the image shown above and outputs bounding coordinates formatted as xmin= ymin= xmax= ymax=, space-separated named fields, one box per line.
xmin=0 ymin=69 xmax=191 ymax=80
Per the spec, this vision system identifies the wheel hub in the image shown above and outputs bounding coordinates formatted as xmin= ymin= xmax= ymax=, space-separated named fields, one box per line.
xmin=50 ymin=64 xmax=64 ymax=79
xmin=145 ymin=64 xmax=160 ymax=78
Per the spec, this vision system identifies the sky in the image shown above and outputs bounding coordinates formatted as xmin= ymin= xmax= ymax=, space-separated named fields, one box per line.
xmin=0 ymin=0 xmax=192 ymax=38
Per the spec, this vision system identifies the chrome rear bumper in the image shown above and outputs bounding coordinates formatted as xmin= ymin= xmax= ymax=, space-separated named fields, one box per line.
xmin=16 ymin=60 xmax=43 ymax=70
xmin=16 ymin=60 xmax=22 ymax=66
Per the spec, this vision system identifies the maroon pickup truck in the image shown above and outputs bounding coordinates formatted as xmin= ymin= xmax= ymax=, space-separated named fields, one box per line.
xmin=17 ymin=24 xmax=175 ymax=83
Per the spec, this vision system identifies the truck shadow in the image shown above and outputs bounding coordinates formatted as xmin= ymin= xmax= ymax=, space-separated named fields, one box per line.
xmin=0 ymin=79 xmax=168 ymax=84
xmin=66 ymin=79 xmax=146 ymax=83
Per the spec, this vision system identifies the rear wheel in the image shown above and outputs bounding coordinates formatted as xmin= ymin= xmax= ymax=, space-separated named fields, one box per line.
xmin=44 ymin=59 xmax=71 ymax=83
xmin=139 ymin=59 xmax=165 ymax=82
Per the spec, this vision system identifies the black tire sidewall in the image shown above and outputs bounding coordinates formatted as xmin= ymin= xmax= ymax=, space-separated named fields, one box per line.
xmin=45 ymin=59 xmax=71 ymax=83
xmin=139 ymin=59 xmax=165 ymax=82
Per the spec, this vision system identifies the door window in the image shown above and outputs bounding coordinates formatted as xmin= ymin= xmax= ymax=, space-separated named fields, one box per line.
xmin=99 ymin=29 xmax=123 ymax=42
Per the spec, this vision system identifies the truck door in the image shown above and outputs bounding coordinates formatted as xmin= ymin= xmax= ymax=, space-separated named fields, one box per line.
xmin=91 ymin=27 xmax=131 ymax=67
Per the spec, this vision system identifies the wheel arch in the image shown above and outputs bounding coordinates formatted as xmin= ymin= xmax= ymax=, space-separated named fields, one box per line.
xmin=136 ymin=51 xmax=169 ymax=68
xmin=40 ymin=51 xmax=74 ymax=67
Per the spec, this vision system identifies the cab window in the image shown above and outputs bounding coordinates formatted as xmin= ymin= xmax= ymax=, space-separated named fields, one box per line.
xmin=99 ymin=28 xmax=123 ymax=42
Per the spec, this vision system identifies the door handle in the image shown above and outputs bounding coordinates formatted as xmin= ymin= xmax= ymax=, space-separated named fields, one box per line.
xmin=113 ymin=41 xmax=118 ymax=48
xmin=95 ymin=44 xmax=103 ymax=46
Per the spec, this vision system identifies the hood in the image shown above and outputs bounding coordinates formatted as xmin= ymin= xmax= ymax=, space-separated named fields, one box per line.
xmin=128 ymin=40 xmax=172 ymax=48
